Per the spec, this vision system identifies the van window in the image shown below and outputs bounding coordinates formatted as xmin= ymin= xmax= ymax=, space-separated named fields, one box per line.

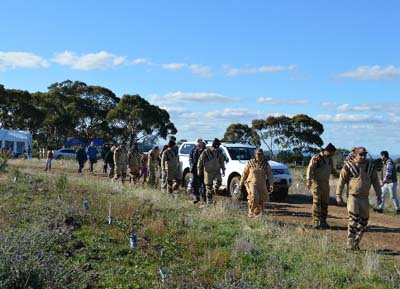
xmin=179 ymin=143 xmax=195 ymax=155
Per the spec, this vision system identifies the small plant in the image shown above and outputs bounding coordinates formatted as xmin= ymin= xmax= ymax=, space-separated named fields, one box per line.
xmin=0 ymin=228 xmax=89 ymax=289
xmin=9 ymin=168 xmax=20 ymax=182
xmin=55 ymin=174 xmax=68 ymax=194
xmin=0 ymin=151 xmax=10 ymax=172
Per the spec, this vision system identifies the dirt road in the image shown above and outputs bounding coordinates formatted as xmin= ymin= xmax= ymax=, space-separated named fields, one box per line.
xmin=266 ymin=194 xmax=400 ymax=255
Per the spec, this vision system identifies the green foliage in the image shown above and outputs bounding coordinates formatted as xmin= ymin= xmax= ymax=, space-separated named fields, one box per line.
xmin=222 ymin=123 xmax=257 ymax=144
xmin=106 ymin=94 xmax=177 ymax=146
xmin=290 ymin=114 xmax=324 ymax=153
xmin=0 ymin=151 xmax=9 ymax=172
xmin=276 ymin=150 xmax=303 ymax=163
xmin=55 ymin=174 xmax=68 ymax=194
xmin=1 ymin=80 xmax=177 ymax=149
xmin=252 ymin=114 xmax=324 ymax=157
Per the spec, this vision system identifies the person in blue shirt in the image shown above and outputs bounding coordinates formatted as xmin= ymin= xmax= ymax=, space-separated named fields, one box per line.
xmin=86 ymin=141 xmax=99 ymax=173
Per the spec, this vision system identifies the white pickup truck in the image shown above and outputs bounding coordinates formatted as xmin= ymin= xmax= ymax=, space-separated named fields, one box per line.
xmin=178 ymin=141 xmax=292 ymax=201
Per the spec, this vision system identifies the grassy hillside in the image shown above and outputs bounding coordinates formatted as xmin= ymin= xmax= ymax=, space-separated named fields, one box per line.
xmin=0 ymin=159 xmax=399 ymax=288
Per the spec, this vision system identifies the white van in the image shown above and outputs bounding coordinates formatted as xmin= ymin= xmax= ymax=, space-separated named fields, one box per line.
xmin=178 ymin=141 xmax=292 ymax=201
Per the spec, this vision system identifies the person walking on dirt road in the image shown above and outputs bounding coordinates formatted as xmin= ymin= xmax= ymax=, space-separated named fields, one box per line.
xmin=336 ymin=147 xmax=382 ymax=251
xmin=306 ymin=143 xmax=337 ymax=229
xmin=197 ymin=138 xmax=225 ymax=205
xmin=374 ymin=151 xmax=400 ymax=215
xmin=240 ymin=148 xmax=274 ymax=218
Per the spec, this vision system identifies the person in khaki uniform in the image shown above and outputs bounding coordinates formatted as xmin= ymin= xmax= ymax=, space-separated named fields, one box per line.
xmin=197 ymin=138 xmax=225 ymax=204
xmin=161 ymin=140 xmax=180 ymax=194
xmin=113 ymin=141 xmax=128 ymax=183
xmin=128 ymin=143 xmax=141 ymax=184
xmin=240 ymin=148 xmax=274 ymax=218
xmin=147 ymin=146 xmax=160 ymax=188
xmin=336 ymin=147 xmax=382 ymax=251
xmin=306 ymin=143 xmax=337 ymax=229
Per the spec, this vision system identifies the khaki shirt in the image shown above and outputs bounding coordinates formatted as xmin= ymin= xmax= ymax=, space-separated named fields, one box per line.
xmin=197 ymin=147 xmax=225 ymax=175
xmin=306 ymin=152 xmax=335 ymax=183
xmin=336 ymin=160 xmax=382 ymax=198
xmin=148 ymin=149 xmax=159 ymax=170
xmin=241 ymin=159 xmax=274 ymax=187
xmin=128 ymin=150 xmax=141 ymax=170
xmin=161 ymin=147 xmax=179 ymax=172
xmin=114 ymin=147 xmax=128 ymax=166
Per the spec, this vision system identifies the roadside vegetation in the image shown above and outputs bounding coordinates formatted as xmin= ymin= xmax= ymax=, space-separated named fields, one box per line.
xmin=1 ymin=159 xmax=399 ymax=288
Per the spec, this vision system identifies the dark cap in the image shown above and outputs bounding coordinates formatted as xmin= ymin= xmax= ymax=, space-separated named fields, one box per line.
xmin=197 ymin=138 xmax=203 ymax=144
xmin=169 ymin=136 xmax=176 ymax=141
xmin=212 ymin=138 xmax=221 ymax=148
xmin=324 ymin=143 xmax=336 ymax=152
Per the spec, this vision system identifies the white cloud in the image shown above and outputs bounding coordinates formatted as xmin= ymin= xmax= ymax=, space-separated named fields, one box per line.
xmin=52 ymin=51 xmax=130 ymax=70
xmin=316 ymin=113 xmax=384 ymax=123
xmin=130 ymin=58 xmax=151 ymax=65
xmin=162 ymin=63 xmax=187 ymax=70
xmin=225 ymin=64 xmax=297 ymax=77
xmin=337 ymin=65 xmax=400 ymax=80
xmin=0 ymin=51 xmax=48 ymax=70
xmin=320 ymin=102 xmax=338 ymax=110
xmin=162 ymin=62 xmax=211 ymax=77
xmin=257 ymin=97 xmax=308 ymax=105
xmin=165 ymin=107 xmax=267 ymax=140
xmin=188 ymin=64 xmax=211 ymax=77
xmin=149 ymin=91 xmax=239 ymax=105
xmin=320 ymin=102 xmax=400 ymax=115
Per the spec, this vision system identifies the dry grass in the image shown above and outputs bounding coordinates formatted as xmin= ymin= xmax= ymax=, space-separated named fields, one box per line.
xmin=207 ymin=248 xmax=230 ymax=267
xmin=2 ymin=160 xmax=400 ymax=288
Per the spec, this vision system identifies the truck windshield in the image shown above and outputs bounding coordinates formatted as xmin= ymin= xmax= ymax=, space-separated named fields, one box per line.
xmin=227 ymin=147 xmax=256 ymax=160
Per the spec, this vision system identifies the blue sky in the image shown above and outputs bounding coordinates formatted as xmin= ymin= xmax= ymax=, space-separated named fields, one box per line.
xmin=1 ymin=0 xmax=399 ymax=154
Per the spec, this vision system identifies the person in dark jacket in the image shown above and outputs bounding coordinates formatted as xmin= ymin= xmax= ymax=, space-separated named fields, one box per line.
xmin=105 ymin=145 xmax=115 ymax=178
xmin=76 ymin=144 xmax=87 ymax=174
xmin=189 ymin=139 xmax=206 ymax=203
xmin=101 ymin=144 xmax=111 ymax=174
xmin=86 ymin=141 xmax=99 ymax=173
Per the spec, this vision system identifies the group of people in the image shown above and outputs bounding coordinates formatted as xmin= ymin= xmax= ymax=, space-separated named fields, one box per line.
xmin=110 ymin=141 xmax=157 ymax=186
xmin=43 ymin=136 xmax=400 ymax=251
xmin=159 ymin=136 xmax=226 ymax=206
xmin=306 ymin=144 xmax=400 ymax=251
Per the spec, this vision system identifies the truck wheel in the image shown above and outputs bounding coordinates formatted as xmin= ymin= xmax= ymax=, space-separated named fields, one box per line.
xmin=230 ymin=176 xmax=243 ymax=201
xmin=270 ymin=188 xmax=288 ymax=202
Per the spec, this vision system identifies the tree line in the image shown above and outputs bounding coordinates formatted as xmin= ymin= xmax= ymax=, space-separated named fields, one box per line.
xmin=222 ymin=115 xmax=325 ymax=158
xmin=0 ymin=80 xmax=177 ymax=148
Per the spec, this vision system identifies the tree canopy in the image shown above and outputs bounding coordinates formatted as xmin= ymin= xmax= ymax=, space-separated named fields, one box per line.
xmin=225 ymin=114 xmax=324 ymax=158
xmin=106 ymin=94 xmax=177 ymax=146
xmin=222 ymin=123 xmax=256 ymax=144
xmin=1 ymin=80 xmax=177 ymax=149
